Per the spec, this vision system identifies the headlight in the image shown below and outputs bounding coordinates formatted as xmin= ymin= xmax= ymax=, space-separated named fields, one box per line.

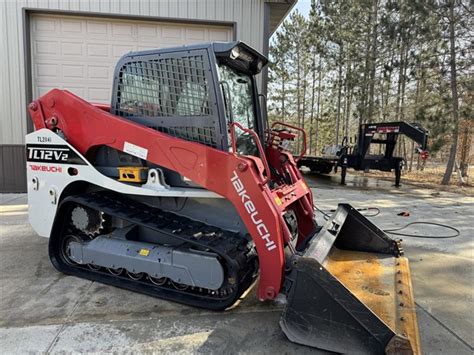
xmin=230 ymin=47 xmax=240 ymax=60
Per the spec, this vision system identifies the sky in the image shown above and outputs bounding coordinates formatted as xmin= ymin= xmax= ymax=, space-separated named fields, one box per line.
xmin=272 ymin=0 xmax=311 ymax=36
xmin=293 ymin=0 xmax=311 ymax=17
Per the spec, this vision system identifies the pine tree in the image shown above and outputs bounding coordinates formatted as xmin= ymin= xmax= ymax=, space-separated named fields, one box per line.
xmin=267 ymin=0 xmax=472 ymax=180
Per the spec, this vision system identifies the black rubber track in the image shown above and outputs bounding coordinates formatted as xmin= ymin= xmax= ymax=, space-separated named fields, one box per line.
xmin=49 ymin=192 xmax=258 ymax=311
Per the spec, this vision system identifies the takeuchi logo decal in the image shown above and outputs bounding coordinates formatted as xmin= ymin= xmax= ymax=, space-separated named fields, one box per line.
xmin=29 ymin=164 xmax=62 ymax=173
xmin=231 ymin=170 xmax=276 ymax=252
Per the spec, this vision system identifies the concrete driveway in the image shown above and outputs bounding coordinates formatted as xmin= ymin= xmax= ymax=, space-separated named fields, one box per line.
xmin=1 ymin=174 xmax=473 ymax=354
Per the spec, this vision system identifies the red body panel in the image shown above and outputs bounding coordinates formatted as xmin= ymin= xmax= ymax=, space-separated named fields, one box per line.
xmin=28 ymin=89 xmax=316 ymax=300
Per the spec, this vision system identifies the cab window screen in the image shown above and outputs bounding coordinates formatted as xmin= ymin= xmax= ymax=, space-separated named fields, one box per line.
xmin=116 ymin=55 xmax=212 ymax=118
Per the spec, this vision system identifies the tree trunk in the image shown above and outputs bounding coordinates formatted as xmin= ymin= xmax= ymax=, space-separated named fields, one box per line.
xmin=342 ymin=63 xmax=348 ymax=138
xmin=360 ymin=9 xmax=373 ymax=126
xmin=367 ymin=0 xmax=379 ymax=122
xmin=335 ymin=46 xmax=343 ymax=145
xmin=410 ymin=77 xmax=421 ymax=172
xmin=315 ymin=56 xmax=322 ymax=153
xmin=382 ymin=48 xmax=395 ymax=121
xmin=395 ymin=42 xmax=405 ymax=120
xmin=345 ymin=80 xmax=353 ymax=139
xmin=342 ymin=58 xmax=352 ymax=140
xmin=309 ymin=51 xmax=317 ymax=154
xmin=281 ymin=77 xmax=286 ymax=122
xmin=296 ymin=41 xmax=301 ymax=128
xmin=301 ymin=59 xmax=308 ymax=153
xmin=416 ymin=69 xmax=426 ymax=171
xmin=400 ymin=47 xmax=409 ymax=122
xmin=459 ymin=121 xmax=471 ymax=177
xmin=402 ymin=137 xmax=407 ymax=167
xmin=442 ymin=0 xmax=460 ymax=185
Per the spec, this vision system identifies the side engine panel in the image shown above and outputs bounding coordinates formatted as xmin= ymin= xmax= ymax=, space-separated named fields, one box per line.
xmin=26 ymin=129 xmax=245 ymax=238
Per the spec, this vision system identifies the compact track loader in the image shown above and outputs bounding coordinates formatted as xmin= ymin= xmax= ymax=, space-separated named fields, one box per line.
xmin=26 ymin=42 xmax=420 ymax=354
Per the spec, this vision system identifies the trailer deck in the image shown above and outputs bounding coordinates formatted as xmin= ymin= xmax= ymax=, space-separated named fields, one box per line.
xmin=298 ymin=121 xmax=429 ymax=187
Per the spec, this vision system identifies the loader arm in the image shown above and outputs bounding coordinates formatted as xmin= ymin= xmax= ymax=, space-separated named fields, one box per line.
xmin=28 ymin=89 xmax=313 ymax=301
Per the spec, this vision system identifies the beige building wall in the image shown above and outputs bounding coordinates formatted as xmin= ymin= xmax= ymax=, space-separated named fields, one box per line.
xmin=1 ymin=0 xmax=268 ymax=145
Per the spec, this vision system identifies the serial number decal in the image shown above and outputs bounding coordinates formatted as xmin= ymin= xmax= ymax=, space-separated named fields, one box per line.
xmin=123 ymin=141 xmax=148 ymax=160
xmin=37 ymin=136 xmax=51 ymax=143
xmin=29 ymin=164 xmax=63 ymax=173
xmin=26 ymin=144 xmax=87 ymax=165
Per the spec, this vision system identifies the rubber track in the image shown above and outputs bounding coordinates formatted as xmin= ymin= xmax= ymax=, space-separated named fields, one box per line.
xmin=49 ymin=192 xmax=258 ymax=311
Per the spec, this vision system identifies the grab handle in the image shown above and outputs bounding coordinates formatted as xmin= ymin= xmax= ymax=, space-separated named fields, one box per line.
xmin=271 ymin=121 xmax=307 ymax=162
xmin=229 ymin=121 xmax=270 ymax=185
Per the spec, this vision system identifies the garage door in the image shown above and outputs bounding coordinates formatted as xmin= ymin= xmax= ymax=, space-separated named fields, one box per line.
xmin=30 ymin=14 xmax=232 ymax=103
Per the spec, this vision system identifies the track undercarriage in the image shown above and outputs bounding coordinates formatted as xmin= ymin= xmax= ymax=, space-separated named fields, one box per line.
xmin=50 ymin=192 xmax=258 ymax=310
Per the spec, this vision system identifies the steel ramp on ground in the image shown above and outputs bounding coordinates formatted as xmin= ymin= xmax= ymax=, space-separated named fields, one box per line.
xmin=281 ymin=204 xmax=420 ymax=354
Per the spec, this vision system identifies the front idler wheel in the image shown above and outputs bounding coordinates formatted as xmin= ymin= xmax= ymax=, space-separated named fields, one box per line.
xmin=60 ymin=235 xmax=83 ymax=265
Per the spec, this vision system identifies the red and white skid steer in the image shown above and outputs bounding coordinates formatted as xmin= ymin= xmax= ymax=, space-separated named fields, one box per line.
xmin=26 ymin=42 xmax=420 ymax=354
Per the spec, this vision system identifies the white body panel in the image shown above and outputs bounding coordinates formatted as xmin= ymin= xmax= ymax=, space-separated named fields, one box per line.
xmin=26 ymin=129 xmax=221 ymax=238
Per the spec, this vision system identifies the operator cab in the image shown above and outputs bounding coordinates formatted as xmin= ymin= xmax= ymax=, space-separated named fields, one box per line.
xmin=111 ymin=41 xmax=267 ymax=153
xmin=98 ymin=42 xmax=268 ymax=186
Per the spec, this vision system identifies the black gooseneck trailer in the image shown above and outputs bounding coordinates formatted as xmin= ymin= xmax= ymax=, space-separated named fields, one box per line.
xmin=298 ymin=121 xmax=429 ymax=187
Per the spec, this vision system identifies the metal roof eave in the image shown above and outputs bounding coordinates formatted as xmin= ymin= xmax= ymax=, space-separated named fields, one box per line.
xmin=266 ymin=0 xmax=297 ymax=35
